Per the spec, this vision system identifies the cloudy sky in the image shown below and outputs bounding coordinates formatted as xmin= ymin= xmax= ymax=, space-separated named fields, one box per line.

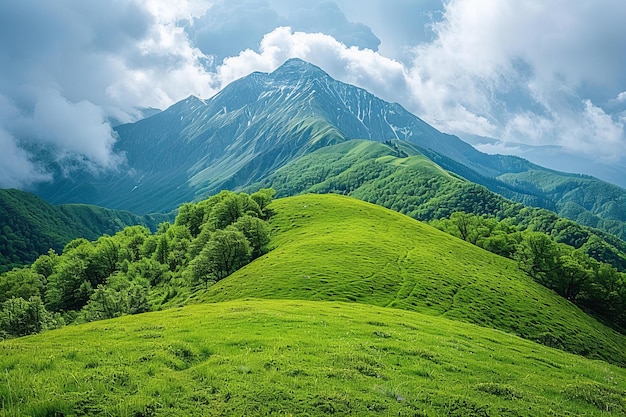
xmin=1 ymin=0 xmax=626 ymax=189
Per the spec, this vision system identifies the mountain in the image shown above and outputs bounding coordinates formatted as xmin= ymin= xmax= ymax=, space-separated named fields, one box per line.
xmin=2 ymin=194 xmax=626 ymax=416
xmin=0 ymin=188 xmax=170 ymax=272
xmin=31 ymin=58 xmax=626 ymax=237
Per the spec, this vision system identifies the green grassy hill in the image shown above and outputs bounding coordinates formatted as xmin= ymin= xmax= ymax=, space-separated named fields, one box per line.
xmin=195 ymin=194 xmax=626 ymax=366
xmin=252 ymin=139 xmax=626 ymax=270
xmin=2 ymin=299 xmax=625 ymax=416
xmin=3 ymin=193 xmax=626 ymax=416
xmin=0 ymin=189 xmax=170 ymax=272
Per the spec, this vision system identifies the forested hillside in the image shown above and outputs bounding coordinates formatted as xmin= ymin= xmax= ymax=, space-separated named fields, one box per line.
xmin=0 ymin=189 xmax=274 ymax=338
xmin=0 ymin=189 xmax=170 ymax=273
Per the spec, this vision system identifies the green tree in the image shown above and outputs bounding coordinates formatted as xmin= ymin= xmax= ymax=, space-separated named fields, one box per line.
xmin=153 ymin=234 xmax=169 ymax=265
xmin=0 ymin=296 xmax=62 ymax=337
xmin=32 ymin=249 xmax=59 ymax=281
xmin=81 ymin=275 xmax=150 ymax=322
xmin=0 ymin=267 xmax=44 ymax=303
xmin=555 ymin=250 xmax=593 ymax=301
xmin=46 ymin=255 xmax=92 ymax=312
xmin=127 ymin=258 xmax=168 ymax=286
xmin=234 ymin=215 xmax=270 ymax=258
xmin=516 ymin=232 xmax=560 ymax=286
xmin=449 ymin=212 xmax=475 ymax=242
xmin=175 ymin=202 xmax=206 ymax=238
xmin=93 ymin=236 xmax=121 ymax=280
xmin=188 ymin=229 xmax=251 ymax=284
xmin=116 ymin=226 xmax=151 ymax=261
xmin=210 ymin=193 xmax=244 ymax=229
xmin=164 ymin=225 xmax=192 ymax=272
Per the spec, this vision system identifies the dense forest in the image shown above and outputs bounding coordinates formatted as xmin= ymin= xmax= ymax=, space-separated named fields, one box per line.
xmin=0 ymin=189 xmax=274 ymax=338
xmin=0 ymin=189 xmax=170 ymax=273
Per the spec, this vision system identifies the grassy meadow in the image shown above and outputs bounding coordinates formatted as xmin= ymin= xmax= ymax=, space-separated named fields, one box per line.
xmin=2 ymin=299 xmax=625 ymax=416
xmin=2 ymin=193 xmax=626 ymax=416
xmin=195 ymin=194 xmax=626 ymax=366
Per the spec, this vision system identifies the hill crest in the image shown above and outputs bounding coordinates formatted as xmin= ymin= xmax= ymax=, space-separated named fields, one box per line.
xmin=195 ymin=193 xmax=626 ymax=366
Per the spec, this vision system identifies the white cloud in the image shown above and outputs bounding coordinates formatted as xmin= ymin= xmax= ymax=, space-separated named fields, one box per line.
xmin=0 ymin=129 xmax=51 ymax=188
xmin=0 ymin=0 xmax=217 ymax=186
xmin=2 ymin=0 xmax=626 ymax=188
xmin=216 ymin=27 xmax=408 ymax=105
xmin=397 ymin=0 xmax=626 ymax=161
xmin=13 ymin=90 xmax=123 ymax=169
xmin=189 ymin=0 xmax=380 ymax=64
xmin=500 ymin=101 xmax=626 ymax=162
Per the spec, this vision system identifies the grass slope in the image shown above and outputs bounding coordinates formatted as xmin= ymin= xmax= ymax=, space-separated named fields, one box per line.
xmin=195 ymin=194 xmax=626 ymax=366
xmin=256 ymin=139 xmax=626 ymax=243
xmin=2 ymin=299 xmax=625 ymax=416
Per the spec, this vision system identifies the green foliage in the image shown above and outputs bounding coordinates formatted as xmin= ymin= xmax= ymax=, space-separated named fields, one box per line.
xmin=0 ymin=267 xmax=44 ymax=304
xmin=431 ymin=211 xmax=626 ymax=330
xmin=80 ymin=275 xmax=151 ymax=322
xmin=0 ymin=296 xmax=63 ymax=337
xmin=1 ymin=193 xmax=626 ymax=415
xmin=0 ymin=189 xmax=170 ymax=272
xmin=233 ymin=215 xmax=270 ymax=258
xmin=250 ymin=188 xmax=276 ymax=219
xmin=256 ymin=139 xmax=626 ymax=329
xmin=196 ymin=194 xmax=626 ymax=366
xmin=0 ymin=189 xmax=274 ymax=338
xmin=497 ymin=169 xmax=626 ymax=237
xmin=188 ymin=229 xmax=251 ymax=284
xmin=255 ymin=140 xmax=626 ymax=271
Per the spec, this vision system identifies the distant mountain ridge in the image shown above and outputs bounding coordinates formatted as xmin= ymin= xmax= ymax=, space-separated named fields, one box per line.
xmin=31 ymin=58 xmax=626 ymax=238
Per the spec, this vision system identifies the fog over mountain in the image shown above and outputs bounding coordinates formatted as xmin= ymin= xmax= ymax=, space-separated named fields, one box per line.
xmin=1 ymin=0 xmax=625 ymax=188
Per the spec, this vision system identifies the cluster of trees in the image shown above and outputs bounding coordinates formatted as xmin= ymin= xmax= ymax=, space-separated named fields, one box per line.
xmin=0 ymin=189 xmax=275 ymax=338
xmin=0 ymin=189 xmax=166 ymax=273
xmin=431 ymin=212 xmax=626 ymax=330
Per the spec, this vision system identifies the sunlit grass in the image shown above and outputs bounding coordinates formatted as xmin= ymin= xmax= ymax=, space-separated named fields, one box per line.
xmin=194 ymin=194 xmax=626 ymax=366
xmin=3 ymin=193 xmax=626 ymax=416
xmin=1 ymin=299 xmax=625 ymax=416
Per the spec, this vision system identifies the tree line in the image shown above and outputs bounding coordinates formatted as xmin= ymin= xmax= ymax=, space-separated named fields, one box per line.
xmin=431 ymin=212 xmax=626 ymax=331
xmin=0 ymin=189 xmax=275 ymax=338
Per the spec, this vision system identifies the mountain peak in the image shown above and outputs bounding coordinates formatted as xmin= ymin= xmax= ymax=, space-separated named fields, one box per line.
xmin=270 ymin=58 xmax=330 ymax=81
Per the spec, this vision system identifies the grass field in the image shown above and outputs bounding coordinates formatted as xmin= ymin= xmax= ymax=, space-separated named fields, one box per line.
xmin=194 ymin=194 xmax=626 ymax=366
xmin=2 ymin=299 xmax=625 ymax=416
xmin=2 ymin=193 xmax=626 ymax=416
